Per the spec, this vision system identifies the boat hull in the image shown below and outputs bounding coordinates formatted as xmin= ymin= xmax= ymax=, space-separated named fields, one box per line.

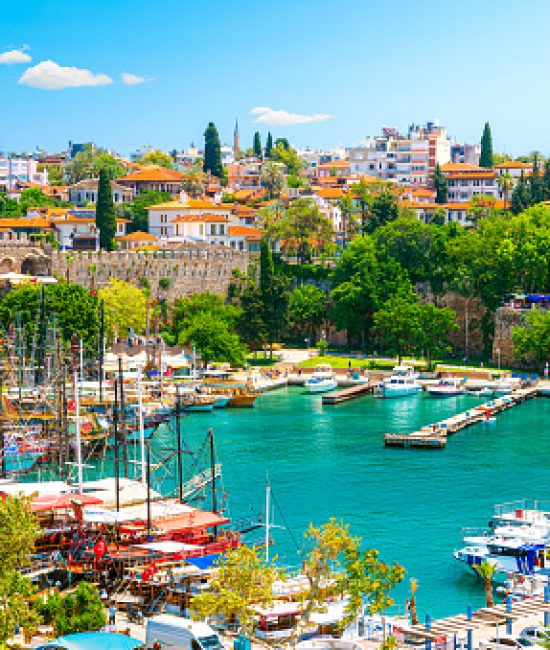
xmin=228 ymin=394 xmax=257 ymax=407
xmin=382 ymin=386 xmax=421 ymax=398
xmin=305 ymin=379 xmax=338 ymax=394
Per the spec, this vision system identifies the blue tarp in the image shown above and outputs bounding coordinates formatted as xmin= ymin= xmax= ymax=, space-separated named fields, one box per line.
xmin=186 ymin=553 xmax=220 ymax=570
xmin=36 ymin=632 xmax=143 ymax=650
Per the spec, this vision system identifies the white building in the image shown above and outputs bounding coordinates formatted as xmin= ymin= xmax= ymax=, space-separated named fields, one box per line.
xmin=443 ymin=163 xmax=499 ymax=202
xmin=0 ymin=156 xmax=49 ymax=190
xmin=68 ymin=178 xmax=134 ymax=206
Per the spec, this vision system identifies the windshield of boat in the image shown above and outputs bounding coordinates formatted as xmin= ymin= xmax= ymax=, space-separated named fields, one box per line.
xmin=199 ymin=635 xmax=224 ymax=650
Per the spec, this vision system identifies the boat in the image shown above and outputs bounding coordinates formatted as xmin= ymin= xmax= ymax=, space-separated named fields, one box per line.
xmin=182 ymin=395 xmax=217 ymax=412
xmin=381 ymin=366 xmax=421 ymax=398
xmin=305 ymin=364 xmax=338 ymax=394
xmin=426 ymin=378 xmax=465 ymax=397
xmin=494 ymin=379 xmax=513 ymax=396
xmin=212 ymin=394 xmax=230 ymax=408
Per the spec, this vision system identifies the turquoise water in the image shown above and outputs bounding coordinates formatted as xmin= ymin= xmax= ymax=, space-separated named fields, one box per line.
xmin=32 ymin=388 xmax=549 ymax=619
xmin=150 ymin=388 xmax=549 ymax=619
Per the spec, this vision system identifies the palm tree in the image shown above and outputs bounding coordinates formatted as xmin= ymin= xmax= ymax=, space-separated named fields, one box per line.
xmin=497 ymin=172 xmax=514 ymax=214
xmin=474 ymin=560 xmax=496 ymax=607
xmin=409 ymin=578 xmax=419 ymax=625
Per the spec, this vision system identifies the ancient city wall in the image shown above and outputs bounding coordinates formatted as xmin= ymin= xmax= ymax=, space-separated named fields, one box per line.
xmin=50 ymin=246 xmax=249 ymax=299
xmin=492 ymin=307 xmax=525 ymax=366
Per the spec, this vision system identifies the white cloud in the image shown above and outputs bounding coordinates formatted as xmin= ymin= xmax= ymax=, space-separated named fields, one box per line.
xmin=251 ymin=106 xmax=334 ymax=126
xmin=0 ymin=49 xmax=32 ymax=65
xmin=18 ymin=60 xmax=113 ymax=90
xmin=121 ymin=72 xmax=153 ymax=85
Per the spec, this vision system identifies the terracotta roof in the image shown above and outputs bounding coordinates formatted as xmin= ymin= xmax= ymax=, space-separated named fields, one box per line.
xmin=228 ymin=225 xmax=262 ymax=240
xmin=148 ymin=199 xmax=232 ymax=211
xmin=117 ymin=166 xmax=183 ymax=183
xmin=117 ymin=231 xmax=159 ymax=241
xmin=173 ymin=214 xmax=229 ymax=223
xmin=441 ymin=163 xmax=484 ymax=173
xmin=0 ymin=217 xmax=52 ymax=229
xmin=495 ymin=161 xmax=533 ymax=169
xmin=317 ymin=160 xmax=349 ymax=168
xmin=316 ymin=188 xmax=345 ymax=199
xmin=446 ymin=173 xmax=496 ymax=180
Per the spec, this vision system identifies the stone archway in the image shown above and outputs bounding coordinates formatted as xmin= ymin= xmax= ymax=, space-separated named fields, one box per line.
xmin=21 ymin=253 xmax=50 ymax=276
xmin=0 ymin=257 xmax=17 ymax=274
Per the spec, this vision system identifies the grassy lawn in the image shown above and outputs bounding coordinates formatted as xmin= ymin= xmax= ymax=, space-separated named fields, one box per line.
xmin=296 ymin=355 xmax=400 ymax=370
xmin=246 ymin=357 xmax=277 ymax=367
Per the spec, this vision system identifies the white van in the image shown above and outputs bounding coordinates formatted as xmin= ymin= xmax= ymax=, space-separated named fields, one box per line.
xmin=146 ymin=615 xmax=225 ymax=650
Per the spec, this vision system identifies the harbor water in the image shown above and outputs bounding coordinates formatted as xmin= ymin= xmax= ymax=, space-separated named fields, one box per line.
xmin=153 ymin=387 xmax=549 ymax=619
xmin=31 ymin=386 xmax=549 ymax=619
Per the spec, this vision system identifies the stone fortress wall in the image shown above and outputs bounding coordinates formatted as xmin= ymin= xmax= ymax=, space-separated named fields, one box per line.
xmin=0 ymin=233 xmax=249 ymax=300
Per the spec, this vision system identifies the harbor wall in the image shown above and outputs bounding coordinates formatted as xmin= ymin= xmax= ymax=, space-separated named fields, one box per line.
xmin=492 ymin=307 xmax=525 ymax=366
xmin=49 ymin=246 xmax=249 ymax=300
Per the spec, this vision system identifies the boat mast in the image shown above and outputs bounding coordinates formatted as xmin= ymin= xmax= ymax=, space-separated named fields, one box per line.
xmin=176 ymin=386 xmax=183 ymax=502
xmin=209 ymin=428 xmax=217 ymax=536
xmin=98 ymin=299 xmax=105 ymax=404
xmin=265 ymin=479 xmax=271 ymax=562
xmin=0 ymin=365 xmax=5 ymax=479
xmin=146 ymin=438 xmax=151 ymax=539
xmin=113 ymin=369 xmax=120 ymax=513
xmin=137 ymin=363 xmax=146 ymax=486
xmin=73 ymin=362 xmax=83 ymax=494
xmin=118 ymin=356 xmax=128 ymax=478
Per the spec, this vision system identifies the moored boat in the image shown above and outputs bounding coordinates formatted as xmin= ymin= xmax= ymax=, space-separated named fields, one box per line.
xmin=381 ymin=366 xmax=421 ymax=398
xmin=305 ymin=364 xmax=338 ymax=394
xmin=427 ymin=378 xmax=466 ymax=397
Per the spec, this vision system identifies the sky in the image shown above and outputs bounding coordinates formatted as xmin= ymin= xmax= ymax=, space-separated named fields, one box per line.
xmin=1 ymin=0 xmax=549 ymax=156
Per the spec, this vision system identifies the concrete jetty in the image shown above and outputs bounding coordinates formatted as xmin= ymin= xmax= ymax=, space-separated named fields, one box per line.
xmin=384 ymin=387 xmax=539 ymax=449
xmin=322 ymin=383 xmax=375 ymax=404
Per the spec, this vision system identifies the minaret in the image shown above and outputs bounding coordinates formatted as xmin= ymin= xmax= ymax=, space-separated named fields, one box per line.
xmin=233 ymin=118 xmax=240 ymax=157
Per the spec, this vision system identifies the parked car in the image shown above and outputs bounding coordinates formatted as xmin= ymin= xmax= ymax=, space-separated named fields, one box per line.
xmin=518 ymin=626 xmax=550 ymax=647
xmin=479 ymin=636 xmax=523 ymax=650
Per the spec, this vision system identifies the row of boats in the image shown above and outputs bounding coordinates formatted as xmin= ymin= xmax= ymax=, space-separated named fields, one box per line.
xmin=304 ymin=364 xmax=519 ymax=398
xmin=454 ymin=501 xmax=550 ymax=593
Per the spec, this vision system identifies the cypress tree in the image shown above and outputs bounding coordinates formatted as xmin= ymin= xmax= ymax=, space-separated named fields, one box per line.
xmin=510 ymin=171 xmax=530 ymax=214
xmin=203 ymin=122 xmax=224 ymax=178
xmin=479 ymin=122 xmax=494 ymax=168
xmin=96 ymin=168 xmax=116 ymax=250
xmin=253 ymin=132 xmax=262 ymax=159
xmin=543 ymin=160 xmax=550 ymax=200
xmin=432 ymin=163 xmax=448 ymax=204
xmin=264 ymin=132 xmax=273 ymax=159
xmin=529 ymin=154 xmax=543 ymax=204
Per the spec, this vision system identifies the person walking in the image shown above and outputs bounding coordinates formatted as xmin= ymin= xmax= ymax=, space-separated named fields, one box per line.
xmin=109 ymin=603 xmax=117 ymax=626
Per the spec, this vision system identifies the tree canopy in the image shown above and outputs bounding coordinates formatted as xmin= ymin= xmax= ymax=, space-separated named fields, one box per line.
xmin=138 ymin=149 xmax=174 ymax=169
xmin=203 ymin=122 xmax=224 ymax=179
xmin=99 ymin=278 xmax=147 ymax=341
xmin=479 ymin=122 xmax=494 ymax=168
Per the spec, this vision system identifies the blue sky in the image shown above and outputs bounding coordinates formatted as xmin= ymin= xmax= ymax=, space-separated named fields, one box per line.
xmin=0 ymin=0 xmax=548 ymax=155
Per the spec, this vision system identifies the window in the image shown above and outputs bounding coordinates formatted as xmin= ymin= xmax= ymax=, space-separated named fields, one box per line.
xmin=210 ymin=224 xmax=216 ymax=235
xmin=219 ymin=225 xmax=225 ymax=234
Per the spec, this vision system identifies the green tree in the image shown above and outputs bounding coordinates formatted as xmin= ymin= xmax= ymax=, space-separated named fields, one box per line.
xmin=0 ymin=193 xmax=23 ymax=217
xmin=479 ymin=122 xmax=494 ymax=168
xmin=233 ymin=279 xmax=267 ymax=357
xmin=138 ymin=149 xmax=174 ymax=169
xmin=191 ymin=545 xmax=279 ymax=636
xmin=367 ymin=190 xmax=400 ymax=233
xmin=281 ymin=198 xmax=334 ymax=263
xmin=260 ymin=161 xmax=285 ymax=199
xmin=529 ymin=154 xmax=544 ymax=204
xmin=418 ymin=303 xmax=458 ymax=368
xmin=269 ymin=140 xmax=304 ymax=177
xmin=253 ymin=131 xmax=262 ymax=159
xmin=298 ymin=519 xmax=404 ymax=636
xmin=99 ymin=278 xmax=147 ymax=341
xmin=260 ymin=239 xmax=291 ymax=357
xmin=337 ymin=194 xmax=356 ymax=247
xmin=473 ymin=561 xmax=496 ymax=607
xmin=0 ymin=495 xmax=41 ymax=645
xmin=373 ymin=294 xmax=423 ymax=362
xmin=511 ymin=172 xmax=531 ymax=214
xmin=432 ymin=163 xmax=448 ymax=203
xmin=264 ymin=132 xmax=273 ymax=158
xmin=512 ymin=309 xmax=550 ymax=370
xmin=289 ymin=285 xmax=326 ymax=344
xmin=203 ymin=122 xmax=224 ymax=178
xmin=497 ymin=172 xmax=514 ymax=213
xmin=129 ymin=189 xmax=171 ymax=232
xmin=96 ymin=168 xmax=117 ymax=250
xmin=65 ymin=147 xmax=126 ymax=183
xmin=37 ymin=582 xmax=107 ymax=636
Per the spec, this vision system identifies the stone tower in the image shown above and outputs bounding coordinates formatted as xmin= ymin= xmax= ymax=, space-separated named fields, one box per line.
xmin=233 ymin=118 xmax=240 ymax=158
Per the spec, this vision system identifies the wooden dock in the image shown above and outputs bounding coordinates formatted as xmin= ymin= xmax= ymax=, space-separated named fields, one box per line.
xmin=384 ymin=387 xmax=539 ymax=449
xmin=322 ymin=383 xmax=374 ymax=404
xmin=396 ymin=596 xmax=550 ymax=645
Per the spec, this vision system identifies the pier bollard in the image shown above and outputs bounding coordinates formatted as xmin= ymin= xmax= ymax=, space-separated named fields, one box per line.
xmin=425 ymin=615 xmax=432 ymax=650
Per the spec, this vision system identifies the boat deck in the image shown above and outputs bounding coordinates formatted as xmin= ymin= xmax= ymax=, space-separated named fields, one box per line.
xmin=322 ymin=383 xmax=375 ymax=404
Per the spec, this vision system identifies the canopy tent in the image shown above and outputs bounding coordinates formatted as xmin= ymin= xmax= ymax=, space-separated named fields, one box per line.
xmin=30 ymin=493 xmax=103 ymax=512
xmin=135 ymin=541 xmax=201 ymax=554
xmin=186 ymin=553 xmax=220 ymax=570
xmin=153 ymin=510 xmax=229 ymax=533
xmin=0 ymin=272 xmax=58 ymax=285
xmin=83 ymin=499 xmax=197 ymax=524
xmin=36 ymin=632 xmax=142 ymax=650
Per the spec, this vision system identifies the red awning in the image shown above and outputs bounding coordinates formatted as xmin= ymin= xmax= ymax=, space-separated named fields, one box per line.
xmin=30 ymin=493 xmax=104 ymax=512
xmin=153 ymin=510 xmax=230 ymax=533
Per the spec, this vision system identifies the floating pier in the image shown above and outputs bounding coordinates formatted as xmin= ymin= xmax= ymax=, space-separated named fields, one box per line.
xmin=384 ymin=387 xmax=539 ymax=449
xmin=322 ymin=383 xmax=375 ymax=404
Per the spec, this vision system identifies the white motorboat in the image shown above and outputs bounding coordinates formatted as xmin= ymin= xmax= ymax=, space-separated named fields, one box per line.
xmin=494 ymin=379 xmax=513 ymax=395
xmin=427 ymin=378 xmax=465 ymax=397
xmin=305 ymin=364 xmax=338 ymax=394
xmin=381 ymin=366 xmax=421 ymax=398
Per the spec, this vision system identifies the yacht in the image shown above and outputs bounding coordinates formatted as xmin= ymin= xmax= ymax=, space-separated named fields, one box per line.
xmin=494 ymin=379 xmax=514 ymax=396
xmin=305 ymin=364 xmax=338 ymax=394
xmin=381 ymin=366 xmax=421 ymax=398
xmin=427 ymin=378 xmax=466 ymax=397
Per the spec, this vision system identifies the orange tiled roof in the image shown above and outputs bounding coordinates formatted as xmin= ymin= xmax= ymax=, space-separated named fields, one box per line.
xmin=0 ymin=217 xmax=52 ymax=229
xmin=441 ymin=163 xmax=484 ymax=173
xmin=118 ymin=166 xmax=183 ymax=183
xmin=316 ymin=188 xmax=345 ymax=199
xmin=495 ymin=161 xmax=533 ymax=169
xmin=228 ymin=225 xmax=262 ymax=240
xmin=317 ymin=160 xmax=349 ymax=168
xmin=147 ymin=199 xmax=232 ymax=211
xmin=117 ymin=231 xmax=159 ymax=241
